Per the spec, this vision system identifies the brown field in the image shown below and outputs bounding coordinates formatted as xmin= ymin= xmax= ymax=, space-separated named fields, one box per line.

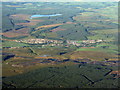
xmin=73 ymin=15 xmax=93 ymax=21
xmin=16 ymin=22 xmax=36 ymax=26
xmin=51 ymin=27 xmax=66 ymax=32
xmin=110 ymin=70 xmax=120 ymax=75
xmin=10 ymin=14 xmax=44 ymax=26
xmin=109 ymin=70 xmax=120 ymax=78
xmin=16 ymin=19 xmax=43 ymax=26
xmin=68 ymin=51 xmax=114 ymax=60
xmin=0 ymin=33 xmax=3 ymax=35
xmin=10 ymin=14 xmax=31 ymax=20
xmin=3 ymin=28 xmax=30 ymax=38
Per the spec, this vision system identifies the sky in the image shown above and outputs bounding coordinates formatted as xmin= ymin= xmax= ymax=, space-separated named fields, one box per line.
xmin=1 ymin=0 xmax=120 ymax=2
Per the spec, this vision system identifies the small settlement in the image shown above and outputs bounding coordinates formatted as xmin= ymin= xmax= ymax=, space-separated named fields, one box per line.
xmin=13 ymin=39 xmax=105 ymax=47
xmin=3 ymin=38 xmax=106 ymax=49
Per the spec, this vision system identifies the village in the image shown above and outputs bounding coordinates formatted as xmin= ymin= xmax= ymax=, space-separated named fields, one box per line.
xmin=12 ymin=38 xmax=105 ymax=47
xmin=2 ymin=38 xmax=106 ymax=50
xmin=66 ymin=39 xmax=105 ymax=46
xmin=14 ymin=39 xmax=63 ymax=44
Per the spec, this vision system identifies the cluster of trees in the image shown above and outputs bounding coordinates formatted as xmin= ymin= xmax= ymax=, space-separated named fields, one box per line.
xmin=2 ymin=64 xmax=119 ymax=88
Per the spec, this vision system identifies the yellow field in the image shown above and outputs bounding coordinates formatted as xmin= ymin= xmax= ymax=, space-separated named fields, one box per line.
xmin=36 ymin=24 xmax=63 ymax=30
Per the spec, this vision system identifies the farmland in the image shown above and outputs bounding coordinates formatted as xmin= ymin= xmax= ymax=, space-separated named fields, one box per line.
xmin=2 ymin=2 xmax=119 ymax=88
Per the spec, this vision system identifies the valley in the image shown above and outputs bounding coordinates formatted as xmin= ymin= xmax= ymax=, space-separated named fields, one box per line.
xmin=2 ymin=2 xmax=119 ymax=88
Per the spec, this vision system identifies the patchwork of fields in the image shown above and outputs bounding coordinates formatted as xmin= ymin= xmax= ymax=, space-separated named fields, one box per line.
xmin=2 ymin=2 xmax=119 ymax=88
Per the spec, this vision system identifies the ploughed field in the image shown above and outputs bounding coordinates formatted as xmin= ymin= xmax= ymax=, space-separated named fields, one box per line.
xmin=2 ymin=2 xmax=119 ymax=88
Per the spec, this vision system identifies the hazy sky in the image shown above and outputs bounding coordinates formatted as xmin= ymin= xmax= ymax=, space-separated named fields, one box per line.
xmin=1 ymin=0 xmax=120 ymax=2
